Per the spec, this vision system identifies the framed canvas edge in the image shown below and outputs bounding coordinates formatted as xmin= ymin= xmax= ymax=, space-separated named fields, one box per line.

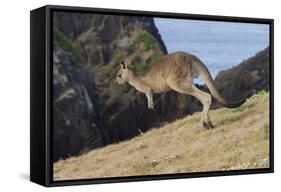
xmin=37 ymin=4 xmax=274 ymax=187
xmin=48 ymin=168 xmax=273 ymax=187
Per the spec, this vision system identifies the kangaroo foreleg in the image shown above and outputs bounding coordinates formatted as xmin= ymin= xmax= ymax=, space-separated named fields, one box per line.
xmin=146 ymin=91 xmax=154 ymax=110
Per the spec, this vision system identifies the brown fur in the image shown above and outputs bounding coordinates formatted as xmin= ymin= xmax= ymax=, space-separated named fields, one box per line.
xmin=115 ymin=51 xmax=245 ymax=129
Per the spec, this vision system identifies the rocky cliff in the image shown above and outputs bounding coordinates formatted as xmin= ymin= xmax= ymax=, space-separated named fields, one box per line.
xmin=54 ymin=12 xmax=167 ymax=66
xmin=53 ymin=42 xmax=104 ymax=161
xmin=214 ymin=47 xmax=270 ymax=101
xmin=53 ymin=12 xmax=170 ymax=161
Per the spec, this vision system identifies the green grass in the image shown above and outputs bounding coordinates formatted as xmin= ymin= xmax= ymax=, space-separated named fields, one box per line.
xmin=113 ymin=51 xmax=125 ymax=61
xmin=100 ymin=62 xmax=118 ymax=80
xmin=102 ymin=30 xmax=166 ymax=75
xmin=101 ymin=52 xmax=124 ymax=80
xmin=53 ymin=27 xmax=86 ymax=65
xmin=145 ymin=51 xmax=163 ymax=64
xmin=139 ymin=30 xmax=157 ymax=50
xmin=132 ymin=62 xmax=150 ymax=73
xmin=251 ymin=90 xmax=269 ymax=100
xmin=232 ymin=103 xmax=254 ymax=112
xmin=132 ymin=51 xmax=164 ymax=73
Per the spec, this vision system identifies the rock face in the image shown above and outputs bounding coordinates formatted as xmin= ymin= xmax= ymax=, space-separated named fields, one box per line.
xmin=214 ymin=47 xmax=270 ymax=101
xmin=53 ymin=12 xmax=171 ymax=161
xmin=53 ymin=44 xmax=104 ymax=161
xmin=54 ymin=12 xmax=167 ymax=66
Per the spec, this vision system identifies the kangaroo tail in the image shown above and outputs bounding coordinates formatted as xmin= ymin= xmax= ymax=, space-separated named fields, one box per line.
xmin=198 ymin=61 xmax=246 ymax=108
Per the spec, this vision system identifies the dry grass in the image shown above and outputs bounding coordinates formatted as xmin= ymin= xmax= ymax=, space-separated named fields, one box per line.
xmin=53 ymin=91 xmax=270 ymax=180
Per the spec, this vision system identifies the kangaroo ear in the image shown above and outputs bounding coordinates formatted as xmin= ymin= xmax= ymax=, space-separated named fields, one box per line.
xmin=124 ymin=59 xmax=131 ymax=68
xmin=120 ymin=60 xmax=126 ymax=69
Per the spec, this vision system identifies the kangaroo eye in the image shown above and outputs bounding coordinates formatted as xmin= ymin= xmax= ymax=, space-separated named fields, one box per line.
xmin=118 ymin=74 xmax=121 ymax=77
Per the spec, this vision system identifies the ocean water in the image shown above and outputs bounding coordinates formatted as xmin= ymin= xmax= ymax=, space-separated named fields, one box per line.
xmin=154 ymin=18 xmax=269 ymax=83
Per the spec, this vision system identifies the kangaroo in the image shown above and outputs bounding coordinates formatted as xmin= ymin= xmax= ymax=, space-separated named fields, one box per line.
xmin=115 ymin=51 xmax=245 ymax=129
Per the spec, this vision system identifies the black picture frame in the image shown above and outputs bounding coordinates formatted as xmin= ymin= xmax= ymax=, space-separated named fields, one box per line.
xmin=30 ymin=4 xmax=274 ymax=187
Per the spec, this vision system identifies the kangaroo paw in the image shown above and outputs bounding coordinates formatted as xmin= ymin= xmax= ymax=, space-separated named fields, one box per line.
xmin=148 ymin=104 xmax=155 ymax=110
xmin=148 ymin=105 xmax=155 ymax=110
xmin=203 ymin=121 xmax=210 ymax=129
xmin=203 ymin=121 xmax=214 ymax=129
xmin=208 ymin=121 xmax=215 ymax=129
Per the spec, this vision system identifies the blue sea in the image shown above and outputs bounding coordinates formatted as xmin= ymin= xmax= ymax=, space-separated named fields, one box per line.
xmin=154 ymin=18 xmax=269 ymax=84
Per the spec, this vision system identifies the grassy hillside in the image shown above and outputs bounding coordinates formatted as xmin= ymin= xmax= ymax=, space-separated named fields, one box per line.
xmin=53 ymin=91 xmax=270 ymax=181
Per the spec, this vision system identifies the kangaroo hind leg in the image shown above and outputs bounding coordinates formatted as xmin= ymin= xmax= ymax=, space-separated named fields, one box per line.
xmin=189 ymin=85 xmax=214 ymax=129
xmin=170 ymin=82 xmax=214 ymax=129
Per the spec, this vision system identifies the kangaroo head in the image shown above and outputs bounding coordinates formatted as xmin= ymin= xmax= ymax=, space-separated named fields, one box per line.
xmin=115 ymin=59 xmax=131 ymax=85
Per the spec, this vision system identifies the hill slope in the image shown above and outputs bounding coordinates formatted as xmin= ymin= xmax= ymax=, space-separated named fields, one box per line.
xmin=54 ymin=91 xmax=270 ymax=180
